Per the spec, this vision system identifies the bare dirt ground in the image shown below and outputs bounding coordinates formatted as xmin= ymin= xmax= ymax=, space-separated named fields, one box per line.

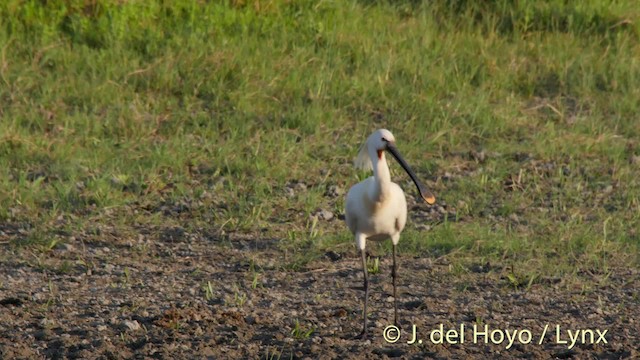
xmin=1 ymin=226 xmax=638 ymax=359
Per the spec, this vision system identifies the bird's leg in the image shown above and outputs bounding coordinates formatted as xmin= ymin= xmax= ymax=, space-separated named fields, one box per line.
xmin=358 ymin=248 xmax=369 ymax=338
xmin=392 ymin=243 xmax=398 ymax=327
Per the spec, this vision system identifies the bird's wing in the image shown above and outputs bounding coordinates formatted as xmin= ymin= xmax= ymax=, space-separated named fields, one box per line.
xmin=345 ymin=190 xmax=358 ymax=234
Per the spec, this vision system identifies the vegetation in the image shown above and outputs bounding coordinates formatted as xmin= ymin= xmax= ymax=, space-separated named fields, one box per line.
xmin=1 ymin=0 xmax=639 ymax=282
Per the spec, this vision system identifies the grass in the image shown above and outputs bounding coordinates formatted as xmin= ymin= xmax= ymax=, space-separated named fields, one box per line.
xmin=203 ymin=281 xmax=215 ymax=301
xmin=291 ymin=319 xmax=314 ymax=340
xmin=367 ymin=256 xmax=381 ymax=274
xmin=1 ymin=0 xmax=639 ymax=282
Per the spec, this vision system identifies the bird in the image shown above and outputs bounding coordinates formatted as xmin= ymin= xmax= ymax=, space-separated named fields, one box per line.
xmin=345 ymin=128 xmax=435 ymax=338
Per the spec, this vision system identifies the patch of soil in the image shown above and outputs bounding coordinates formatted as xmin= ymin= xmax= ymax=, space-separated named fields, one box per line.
xmin=1 ymin=231 xmax=638 ymax=359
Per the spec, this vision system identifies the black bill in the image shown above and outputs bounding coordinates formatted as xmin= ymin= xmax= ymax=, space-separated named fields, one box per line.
xmin=387 ymin=142 xmax=436 ymax=205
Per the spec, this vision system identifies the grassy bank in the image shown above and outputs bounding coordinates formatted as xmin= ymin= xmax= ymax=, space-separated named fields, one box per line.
xmin=1 ymin=0 xmax=639 ymax=283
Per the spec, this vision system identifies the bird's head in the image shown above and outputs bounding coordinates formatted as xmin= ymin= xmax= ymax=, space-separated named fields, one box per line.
xmin=354 ymin=128 xmax=436 ymax=205
xmin=354 ymin=129 xmax=395 ymax=170
xmin=368 ymin=128 xmax=396 ymax=153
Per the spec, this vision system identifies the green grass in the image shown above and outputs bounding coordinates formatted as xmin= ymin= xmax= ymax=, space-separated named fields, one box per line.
xmin=290 ymin=318 xmax=314 ymax=340
xmin=1 ymin=0 xmax=639 ymax=281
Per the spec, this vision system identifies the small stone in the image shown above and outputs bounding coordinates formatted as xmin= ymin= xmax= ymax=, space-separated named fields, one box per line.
xmin=61 ymin=243 xmax=75 ymax=252
xmin=470 ymin=150 xmax=486 ymax=162
xmin=595 ymin=307 xmax=603 ymax=315
xmin=40 ymin=318 xmax=55 ymax=327
xmin=285 ymin=187 xmax=295 ymax=198
xmin=325 ymin=185 xmax=345 ymax=197
xmin=514 ymin=152 xmax=532 ymax=162
xmin=122 ymin=320 xmax=140 ymax=331
xmin=325 ymin=251 xmax=341 ymax=262
xmin=110 ymin=176 xmax=124 ymax=186
xmin=317 ymin=209 xmax=334 ymax=221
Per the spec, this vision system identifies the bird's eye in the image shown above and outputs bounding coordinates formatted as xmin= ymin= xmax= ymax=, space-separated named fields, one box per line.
xmin=381 ymin=137 xmax=387 ymax=142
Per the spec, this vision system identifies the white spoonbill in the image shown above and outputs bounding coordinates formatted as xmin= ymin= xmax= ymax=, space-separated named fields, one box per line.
xmin=345 ymin=129 xmax=435 ymax=338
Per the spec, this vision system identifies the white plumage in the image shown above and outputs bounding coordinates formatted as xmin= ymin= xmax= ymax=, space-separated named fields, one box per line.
xmin=345 ymin=129 xmax=435 ymax=338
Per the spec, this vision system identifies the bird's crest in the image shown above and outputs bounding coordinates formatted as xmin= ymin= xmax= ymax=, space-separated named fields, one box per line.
xmin=354 ymin=141 xmax=373 ymax=171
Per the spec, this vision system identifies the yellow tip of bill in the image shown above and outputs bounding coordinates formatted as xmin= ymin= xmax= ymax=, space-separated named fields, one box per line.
xmin=423 ymin=195 xmax=436 ymax=205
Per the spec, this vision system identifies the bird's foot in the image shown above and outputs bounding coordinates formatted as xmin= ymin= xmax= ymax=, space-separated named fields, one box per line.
xmin=353 ymin=330 xmax=368 ymax=340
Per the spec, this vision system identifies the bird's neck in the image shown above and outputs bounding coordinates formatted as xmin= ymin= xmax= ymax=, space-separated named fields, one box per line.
xmin=369 ymin=148 xmax=392 ymax=202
